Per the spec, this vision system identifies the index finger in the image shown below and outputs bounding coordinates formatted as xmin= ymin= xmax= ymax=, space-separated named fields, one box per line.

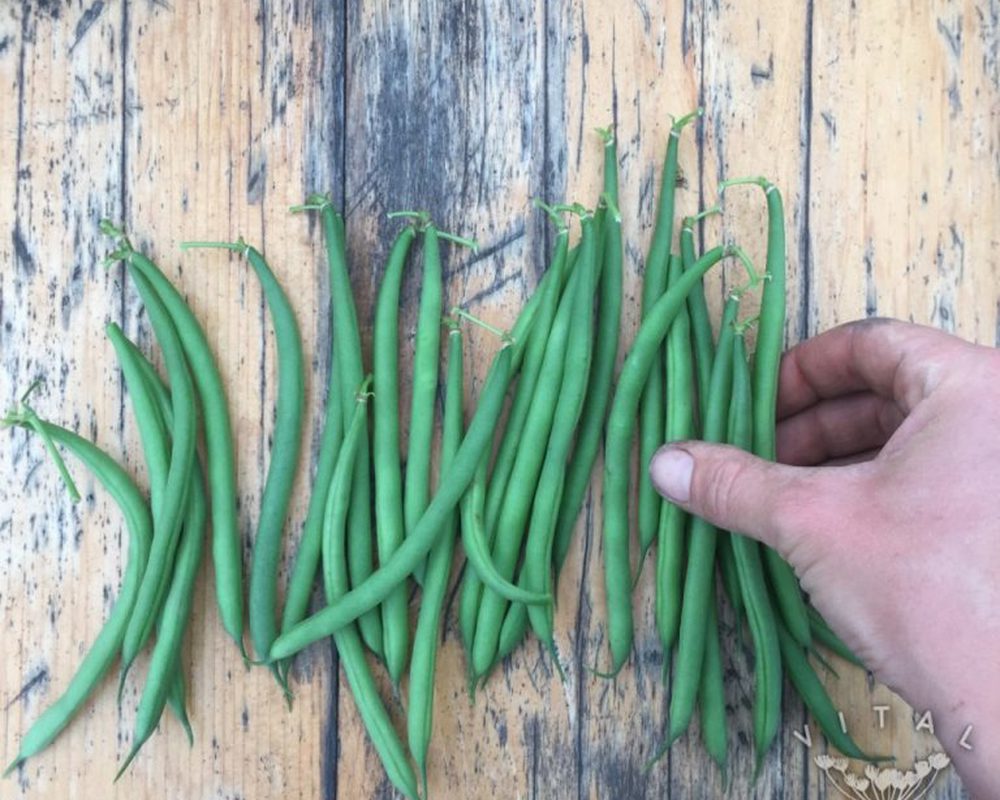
xmin=775 ymin=318 xmax=964 ymax=420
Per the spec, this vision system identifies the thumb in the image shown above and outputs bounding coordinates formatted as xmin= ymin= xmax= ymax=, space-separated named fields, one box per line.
xmin=648 ymin=442 xmax=851 ymax=559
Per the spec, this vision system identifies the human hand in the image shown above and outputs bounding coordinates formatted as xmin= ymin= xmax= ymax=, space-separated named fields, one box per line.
xmin=648 ymin=318 xmax=1000 ymax=798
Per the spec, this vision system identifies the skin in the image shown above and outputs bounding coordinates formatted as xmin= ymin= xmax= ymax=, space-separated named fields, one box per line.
xmin=649 ymin=318 xmax=1000 ymax=799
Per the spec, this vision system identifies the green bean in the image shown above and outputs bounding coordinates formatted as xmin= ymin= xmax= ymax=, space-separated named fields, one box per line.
xmin=408 ymin=325 xmax=463 ymax=796
xmin=602 ymin=244 xmax=732 ymax=675
xmin=270 ymin=344 xmax=512 ymax=661
xmin=371 ymin=224 xmax=418 ymax=683
xmin=118 ymin=265 xmax=197 ymax=685
xmin=680 ymin=209 xmax=722 ymax=422
xmin=461 ymin=216 xmax=569 ymax=658
xmin=777 ymin=622 xmax=888 ymax=761
xmin=182 ymin=240 xmax=305 ymax=690
xmin=727 ymin=331 xmax=782 ymax=767
xmin=719 ymin=179 xmax=811 ymax=647
xmin=279 ymin=233 xmax=345 ymax=682
xmin=653 ymin=255 xmax=693 ymax=655
xmin=116 ymin=455 xmax=207 ymax=778
xmin=808 ymin=607 xmax=866 ymax=669
xmin=321 ymin=377 xmax=419 ymax=799
xmin=404 ymin=224 xmax=444 ymax=544
xmin=552 ymin=133 xmax=623 ymax=573
xmin=470 ymin=244 xmax=583 ymax=680
xmin=521 ymin=213 xmax=599 ymax=652
xmin=107 ymin=325 xmax=192 ymax=737
xmin=101 ymin=221 xmax=245 ymax=660
xmin=665 ymin=296 xmax=738 ymax=744
xmin=2 ymin=411 xmax=151 ymax=775
xmin=716 ymin=533 xmax=743 ymax=619
xmin=292 ymin=197 xmax=383 ymax=658
xmin=460 ymin=455 xmax=552 ymax=606
xmin=638 ymin=110 xmax=702 ymax=560
xmin=698 ymin=598 xmax=727 ymax=777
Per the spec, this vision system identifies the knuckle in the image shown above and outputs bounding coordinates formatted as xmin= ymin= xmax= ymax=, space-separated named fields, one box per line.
xmin=697 ymin=450 xmax=748 ymax=524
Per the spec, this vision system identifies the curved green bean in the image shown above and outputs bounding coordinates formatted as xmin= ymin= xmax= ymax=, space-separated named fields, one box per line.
xmin=372 ymin=224 xmax=418 ymax=682
xmin=654 ymin=255 xmax=693 ymax=654
xmin=728 ymin=332 xmax=782 ymax=766
xmin=182 ymin=240 xmax=306 ymax=689
xmin=270 ymin=344 xmax=512 ymax=662
xmin=279 ymin=226 xmax=345 ymax=680
xmin=292 ymin=198 xmax=383 ymax=657
xmin=408 ymin=326 xmax=463 ymax=796
xmin=698 ymin=598 xmax=727 ymax=777
xmin=2 ymin=413 xmax=151 ymax=775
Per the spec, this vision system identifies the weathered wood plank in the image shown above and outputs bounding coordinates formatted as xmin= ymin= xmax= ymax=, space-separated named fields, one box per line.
xmin=1 ymin=2 xmax=129 ymax=796
xmin=342 ymin=1 xmax=549 ymax=796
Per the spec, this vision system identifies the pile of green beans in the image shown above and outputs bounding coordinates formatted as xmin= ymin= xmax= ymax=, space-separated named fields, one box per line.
xmin=4 ymin=118 xmax=876 ymax=794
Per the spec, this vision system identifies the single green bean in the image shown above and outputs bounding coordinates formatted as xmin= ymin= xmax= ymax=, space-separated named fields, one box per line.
xmin=408 ymin=326 xmax=463 ymax=796
xmin=654 ymin=255 xmax=693 ymax=654
xmin=460 ymin=455 xmax=552 ymax=606
xmin=372 ymin=224 xmax=418 ymax=683
xmin=182 ymin=240 xmax=306 ymax=690
xmin=279 ymin=232 xmax=345 ymax=680
xmin=404 ymin=224 xmax=444 ymax=542
xmin=101 ymin=221 xmax=245 ymax=660
xmin=698 ymin=597 xmax=727 ymax=777
xmin=602 ymin=244 xmax=731 ymax=675
xmin=638 ymin=110 xmax=702 ymax=559
xmin=727 ymin=331 xmax=782 ymax=767
xmin=2 ymin=414 xmax=151 ymax=775
xmin=270 ymin=344 xmax=512 ymax=661
xmin=321 ymin=378 xmax=419 ymax=799
xmin=680 ymin=210 xmax=721 ymax=422
xmin=297 ymin=198 xmax=383 ymax=658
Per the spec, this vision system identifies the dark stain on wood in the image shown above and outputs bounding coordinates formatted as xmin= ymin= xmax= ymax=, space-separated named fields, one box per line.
xmin=5 ymin=666 xmax=49 ymax=709
xmin=69 ymin=0 xmax=104 ymax=53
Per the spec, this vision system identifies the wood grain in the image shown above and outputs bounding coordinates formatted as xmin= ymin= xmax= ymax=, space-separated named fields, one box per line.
xmin=1 ymin=1 xmax=995 ymax=798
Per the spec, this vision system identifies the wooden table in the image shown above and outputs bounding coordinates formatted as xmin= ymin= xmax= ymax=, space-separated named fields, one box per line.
xmin=2 ymin=2 xmax=995 ymax=798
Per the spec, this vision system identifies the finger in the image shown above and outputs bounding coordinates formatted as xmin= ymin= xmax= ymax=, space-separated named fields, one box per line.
xmin=775 ymin=391 xmax=904 ymax=466
xmin=775 ymin=319 xmax=965 ymax=420
xmin=649 ymin=442 xmax=860 ymax=559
